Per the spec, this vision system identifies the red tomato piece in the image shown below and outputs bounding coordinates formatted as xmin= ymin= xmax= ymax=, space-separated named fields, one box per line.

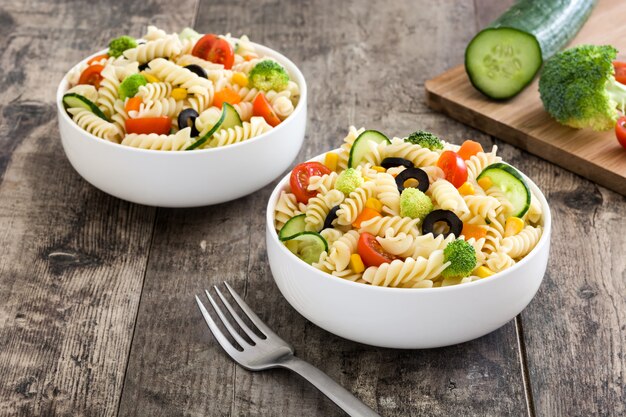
xmin=253 ymin=92 xmax=281 ymax=127
xmin=457 ymin=140 xmax=484 ymax=160
xmin=78 ymin=64 xmax=105 ymax=89
xmin=87 ymin=54 xmax=109 ymax=65
xmin=125 ymin=116 xmax=172 ymax=135
xmin=357 ymin=232 xmax=398 ymax=267
xmin=192 ymin=34 xmax=235 ymax=69
xmin=614 ymin=61 xmax=626 ymax=85
xmin=615 ymin=116 xmax=626 ymax=149
xmin=437 ymin=150 xmax=468 ymax=188
xmin=289 ymin=162 xmax=332 ymax=204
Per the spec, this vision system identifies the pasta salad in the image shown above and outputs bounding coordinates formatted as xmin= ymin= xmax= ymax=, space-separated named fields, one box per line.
xmin=62 ymin=26 xmax=300 ymax=150
xmin=274 ymin=127 xmax=544 ymax=288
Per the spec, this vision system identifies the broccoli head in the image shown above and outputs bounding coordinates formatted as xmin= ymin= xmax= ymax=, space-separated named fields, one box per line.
xmin=539 ymin=44 xmax=626 ymax=131
xmin=248 ymin=60 xmax=289 ymax=91
xmin=118 ymin=74 xmax=147 ymax=100
xmin=108 ymin=36 xmax=137 ymax=58
xmin=399 ymin=188 xmax=433 ymax=220
xmin=335 ymin=168 xmax=363 ymax=195
xmin=404 ymin=130 xmax=444 ymax=150
xmin=442 ymin=239 xmax=476 ymax=279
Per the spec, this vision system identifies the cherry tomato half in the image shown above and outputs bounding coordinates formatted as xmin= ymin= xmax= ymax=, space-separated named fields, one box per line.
xmin=437 ymin=150 xmax=468 ymax=188
xmin=357 ymin=232 xmax=398 ymax=267
xmin=615 ymin=116 xmax=626 ymax=149
xmin=289 ymin=162 xmax=332 ymax=204
xmin=78 ymin=64 xmax=105 ymax=89
xmin=614 ymin=61 xmax=626 ymax=85
xmin=192 ymin=34 xmax=235 ymax=69
xmin=125 ymin=116 xmax=172 ymax=135
xmin=253 ymin=92 xmax=281 ymax=127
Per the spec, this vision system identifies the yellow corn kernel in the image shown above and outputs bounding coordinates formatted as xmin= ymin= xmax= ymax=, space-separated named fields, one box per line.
xmin=232 ymin=72 xmax=248 ymax=87
xmin=349 ymin=254 xmax=365 ymax=274
xmin=171 ymin=88 xmax=188 ymax=101
xmin=285 ymin=240 xmax=299 ymax=254
xmin=474 ymin=266 xmax=494 ymax=278
xmin=458 ymin=182 xmax=475 ymax=196
xmin=365 ymin=198 xmax=383 ymax=213
xmin=477 ymin=177 xmax=493 ymax=190
xmin=324 ymin=152 xmax=338 ymax=171
xmin=504 ymin=217 xmax=525 ymax=237
xmin=141 ymin=72 xmax=159 ymax=83
xmin=363 ymin=176 xmax=371 ymax=182
xmin=371 ymin=165 xmax=386 ymax=173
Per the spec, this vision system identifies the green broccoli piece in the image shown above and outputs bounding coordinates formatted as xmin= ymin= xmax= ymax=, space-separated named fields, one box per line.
xmin=335 ymin=168 xmax=363 ymax=195
xmin=248 ymin=60 xmax=289 ymax=91
xmin=399 ymin=188 xmax=432 ymax=220
xmin=118 ymin=74 xmax=147 ymax=100
xmin=539 ymin=44 xmax=626 ymax=131
xmin=442 ymin=239 xmax=476 ymax=279
xmin=108 ymin=35 xmax=137 ymax=58
xmin=404 ymin=130 xmax=444 ymax=150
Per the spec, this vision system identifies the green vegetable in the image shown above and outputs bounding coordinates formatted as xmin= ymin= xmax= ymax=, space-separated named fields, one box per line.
xmin=442 ymin=239 xmax=477 ymax=279
xmin=399 ymin=188 xmax=432 ymax=220
xmin=62 ymin=93 xmax=109 ymax=121
xmin=465 ymin=0 xmax=596 ymax=99
xmin=335 ymin=168 xmax=363 ymax=195
xmin=118 ymin=74 xmax=147 ymax=100
xmin=108 ymin=35 xmax=137 ymax=58
xmin=279 ymin=215 xmax=306 ymax=241
xmin=477 ymin=163 xmax=531 ymax=218
xmin=179 ymin=27 xmax=201 ymax=41
xmin=284 ymin=232 xmax=328 ymax=265
xmin=348 ymin=130 xmax=390 ymax=168
xmin=404 ymin=130 xmax=444 ymax=151
xmin=248 ymin=60 xmax=289 ymax=91
xmin=539 ymin=44 xmax=626 ymax=131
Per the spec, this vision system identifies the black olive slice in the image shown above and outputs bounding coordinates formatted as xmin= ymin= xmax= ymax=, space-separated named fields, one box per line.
xmin=422 ymin=210 xmax=462 ymax=238
xmin=184 ymin=64 xmax=208 ymax=79
xmin=395 ymin=167 xmax=429 ymax=193
xmin=322 ymin=206 xmax=340 ymax=230
xmin=380 ymin=157 xmax=413 ymax=169
xmin=178 ymin=108 xmax=200 ymax=137
xmin=138 ymin=62 xmax=149 ymax=71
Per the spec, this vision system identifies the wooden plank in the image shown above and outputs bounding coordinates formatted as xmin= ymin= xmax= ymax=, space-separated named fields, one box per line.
xmin=119 ymin=0 xmax=529 ymax=416
xmin=425 ymin=0 xmax=626 ymax=196
xmin=0 ymin=1 xmax=194 ymax=415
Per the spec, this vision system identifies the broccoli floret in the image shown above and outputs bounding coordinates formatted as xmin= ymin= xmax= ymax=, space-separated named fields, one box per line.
xmin=400 ymin=188 xmax=433 ymax=220
xmin=248 ymin=60 xmax=289 ymax=91
xmin=108 ymin=36 xmax=137 ymax=58
xmin=442 ymin=239 xmax=476 ymax=279
xmin=118 ymin=74 xmax=147 ymax=100
xmin=335 ymin=168 xmax=363 ymax=195
xmin=404 ymin=130 xmax=444 ymax=150
xmin=539 ymin=44 xmax=626 ymax=131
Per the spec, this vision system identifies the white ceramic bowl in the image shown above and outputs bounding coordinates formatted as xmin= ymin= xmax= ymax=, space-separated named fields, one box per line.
xmin=266 ymin=152 xmax=551 ymax=349
xmin=57 ymin=43 xmax=306 ymax=207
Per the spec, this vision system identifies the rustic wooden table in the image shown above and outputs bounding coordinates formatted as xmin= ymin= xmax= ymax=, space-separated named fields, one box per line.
xmin=1 ymin=0 xmax=624 ymax=416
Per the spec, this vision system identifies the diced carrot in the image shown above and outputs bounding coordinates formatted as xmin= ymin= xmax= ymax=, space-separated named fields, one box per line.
xmin=213 ymin=87 xmax=242 ymax=108
xmin=461 ymin=223 xmax=487 ymax=240
xmin=457 ymin=140 xmax=484 ymax=160
xmin=124 ymin=97 xmax=142 ymax=113
xmin=352 ymin=208 xmax=381 ymax=228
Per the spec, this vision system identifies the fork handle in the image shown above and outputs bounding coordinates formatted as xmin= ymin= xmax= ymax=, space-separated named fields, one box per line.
xmin=279 ymin=356 xmax=382 ymax=417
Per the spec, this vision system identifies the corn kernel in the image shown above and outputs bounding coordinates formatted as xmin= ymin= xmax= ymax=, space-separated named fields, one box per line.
xmin=232 ymin=72 xmax=248 ymax=87
xmin=504 ymin=217 xmax=525 ymax=237
xmin=477 ymin=177 xmax=493 ymax=190
xmin=349 ymin=254 xmax=365 ymax=273
xmin=363 ymin=176 xmax=372 ymax=182
xmin=324 ymin=152 xmax=338 ymax=171
xmin=474 ymin=266 xmax=495 ymax=278
xmin=458 ymin=182 xmax=475 ymax=196
xmin=365 ymin=198 xmax=383 ymax=213
xmin=371 ymin=165 xmax=386 ymax=173
xmin=285 ymin=240 xmax=299 ymax=254
xmin=171 ymin=88 xmax=188 ymax=101
xmin=141 ymin=72 xmax=159 ymax=83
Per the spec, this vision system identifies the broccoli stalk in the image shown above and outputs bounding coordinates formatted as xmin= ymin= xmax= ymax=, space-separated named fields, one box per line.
xmin=248 ymin=60 xmax=289 ymax=91
xmin=539 ymin=44 xmax=626 ymax=131
xmin=404 ymin=130 xmax=444 ymax=150
xmin=442 ymin=239 xmax=476 ymax=279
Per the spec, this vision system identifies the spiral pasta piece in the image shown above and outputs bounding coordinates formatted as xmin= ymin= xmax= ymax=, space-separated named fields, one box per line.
xmin=124 ymin=35 xmax=182 ymax=63
xmin=430 ymin=179 xmax=469 ymax=213
xmin=121 ymin=127 xmax=192 ymax=150
xmin=129 ymin=97 xmax=184 ymax=119
xmin=195 ymin=107 xmax=222 ymax=136
xmin=96 ymin=65 xmax=120 ymax=118
xmin=337 ymin=126 xmax=365 ymax=171
xmin=304 ymin=189 xmax=344 ymax=232
xmin=209 ymin=116 xmax=272 ymax=147
xmin=466 ymin=148 xmax=502 ymax=181
xmin=274 ymin=191 xmax=305 ymax=231
xmin=486 ymin=251 xmax=516 ymax=272
xmin=385 ymin=138 xmax=440 ymax=168
xmin=68 ymin=107 xmax=120 ymax=142
xmin=463 ymin=195 xmax=501 ymax=219
xmin=110 ymin=99 xmax=129 ymax=135
xmin=233 ymin=101 xmax=253 ymax=122
xmin=325 ymin=230 xmax=360 ymax=272
xmin=524 ymin=194 xmax=543 ymax=225
xmin=143 ymin=25 xmax=168 ymax=41
xmin=136 ymin=82 xmax=172 ymax=101
xmin=374 ymin=172 xmax=400 ymax=215
xmin=307 ymin=172 xmax=339 ymax=194
xmin=266 ymin=91 xmax=294 ymax=119
xmin=336 ymin=182 xmax=376 ymax=226
xmin=229 ymin=83 xmax=260 ymax=102
xmin=502 ymin=226 xmax=542 ymax=259
xmin=358 ymin=215 xmax=420 ymax=237
xmin=175 ymin=54 xmax=225 ymax=72
xmin=320 ymin=228 xmax=344 ymax=247
xmin=362 ymin=250 xmax=449 ymax=287
xmin=66 ymin=84 xmax=98 ymax=102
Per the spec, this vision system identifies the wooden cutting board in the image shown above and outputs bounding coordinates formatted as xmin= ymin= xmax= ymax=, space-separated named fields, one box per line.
xmin=425 ymin=0 xmax=626 ymax=196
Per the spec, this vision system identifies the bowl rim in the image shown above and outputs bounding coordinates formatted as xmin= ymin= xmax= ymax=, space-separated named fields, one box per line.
xmin=266 ymin=148 xmax=552 ymax=293
xmin=56 ymin=38 xmax=307 ymax=155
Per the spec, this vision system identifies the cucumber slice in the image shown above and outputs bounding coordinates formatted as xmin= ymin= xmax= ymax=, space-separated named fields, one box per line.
xmin=477 ymin=163 xmax=531 ymax=218
xmin=284 ymin=232 xmax=328 ymax=265
xmin=279 ymin=214 xmax=306 ymax=241
xmin=184 ymin=103 xmax=242 ymax=150
xmin=63 ymin=93 xmax=109 ymax=121
xmin=348 ymin=130 xmax=390 ymax=168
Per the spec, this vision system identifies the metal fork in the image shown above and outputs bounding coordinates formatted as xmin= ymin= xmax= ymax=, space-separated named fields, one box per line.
xmin=195 ymin=283 xmax=381 ymax=417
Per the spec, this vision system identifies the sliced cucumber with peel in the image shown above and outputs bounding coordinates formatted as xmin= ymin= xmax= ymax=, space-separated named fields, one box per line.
xmin=348 ymin=130 xmax=390 ymax=168
xmin=477 ymin=163 xmax=531 ymax=218
xmin=185 ymin=103 xmax=242 ymax=150
xmin=63 ymin=93 xmax=109 ymax=121
xmin=283 ymin=232 xmax=328 ymax=265
xmin=279 ymin=214 xmax=306 ymax=241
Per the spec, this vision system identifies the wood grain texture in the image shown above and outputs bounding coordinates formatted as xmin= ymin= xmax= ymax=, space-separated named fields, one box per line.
xmin=426 ymin=0 xmax=626 ymax=196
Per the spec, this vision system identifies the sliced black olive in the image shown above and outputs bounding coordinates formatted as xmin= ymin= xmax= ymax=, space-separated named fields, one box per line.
xmin=184 ymin=64 xmax=208 ymax=79
xmin=322 ymin=205 xmax=340 ymax=230
xmin=395 ymin=167 xmax=429 ymax=193
xmin=138 ymin=62 xmax=149 ymax=71
xmin=380 ymin=157 xmax=413 ymax=170
xmin=178 ymin=108 xmax=200 ymax=137
xmin=422 ymin=210 xmax=462 ymax=238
